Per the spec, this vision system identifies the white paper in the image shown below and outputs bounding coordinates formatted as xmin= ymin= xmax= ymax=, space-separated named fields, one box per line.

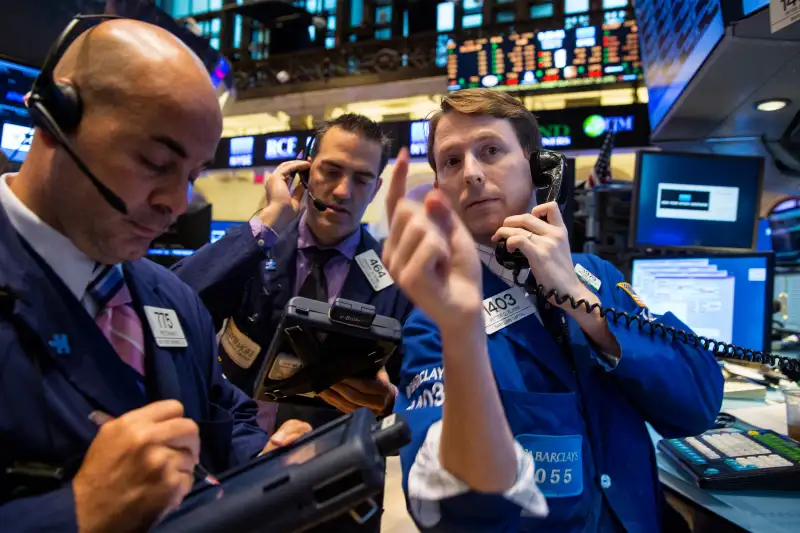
xmin=771 ymin=0 xmax=800 ymax=34
xmin=143 ymin=306 xmax=188 ymax=348
xmin=726 ymin=404 xmax=788 ymax=435
xmin=355 ymin=250 xmax=394 ymax=292
xmin=483 ymin=286 xmax=535 ymax=335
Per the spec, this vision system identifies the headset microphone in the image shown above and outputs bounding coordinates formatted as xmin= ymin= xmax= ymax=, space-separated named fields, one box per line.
xmin=29 ymin=101 xmax=128 ymax=214
xmin=308 ymin=191 xmax=330 ymax=212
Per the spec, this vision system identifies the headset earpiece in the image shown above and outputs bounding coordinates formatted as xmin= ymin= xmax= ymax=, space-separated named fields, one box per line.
xmin=29 ymin=81 xmax=83 ymax=135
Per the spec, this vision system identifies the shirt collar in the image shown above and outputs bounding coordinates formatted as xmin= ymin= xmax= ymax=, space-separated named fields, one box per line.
xmin=0 ymin=174 xmax=97 ymax=300
xmin=475 ymin=243 xmax=530 ymax=287
xmin=297 ymin=210 xmax=361 ymax=260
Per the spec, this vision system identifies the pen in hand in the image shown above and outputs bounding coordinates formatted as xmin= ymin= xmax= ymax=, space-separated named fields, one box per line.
xmin=89 ymin=410 xmax=221 ymax=487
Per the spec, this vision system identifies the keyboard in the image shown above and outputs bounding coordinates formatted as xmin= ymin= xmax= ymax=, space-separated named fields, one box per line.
xmin=658 ymin=429 xmax=800 ymax=491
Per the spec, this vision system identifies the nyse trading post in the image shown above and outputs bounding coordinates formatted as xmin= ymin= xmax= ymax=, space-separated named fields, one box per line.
xmin=447 ymin=17 xmax=642 ymax=92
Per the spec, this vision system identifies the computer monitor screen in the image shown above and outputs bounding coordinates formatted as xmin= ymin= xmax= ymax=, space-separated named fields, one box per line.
xmin=0 ymin=57 xmax=39 ymax=164
xmin=631 ymin=152 xmax=763 ymax=250
xmin=635 ymin=0 xmax=725 ymax=130
xmin=631 ymin=254 xmax=773 ymax=353
xmin=211 ymin=220 xmax=239 ymax=243
xmin=768 ymin=200 xmax=800 ymax=265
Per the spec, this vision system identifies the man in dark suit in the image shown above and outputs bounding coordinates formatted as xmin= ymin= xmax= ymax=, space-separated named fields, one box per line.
xmin=173 ymin=115 xmax=413 ymax=532
xmin=173 ymin=114 xmax=414 ymax=427
xmin=0 ymin=18 xmax=311 ymax=532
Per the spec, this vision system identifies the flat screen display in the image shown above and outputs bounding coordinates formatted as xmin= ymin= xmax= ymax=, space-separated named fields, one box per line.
xmin=631 ymin=152 xmax=763 ymax=250
xmin=447 ymin=17 xmax=642 ymax=92
xmin=0 ymin=57 xmax=39 ymax=163
xmin=768 ymin=202 xmax=800 ymax=265
xmin=632 ymin=254 xmax=772 ymax=352
xmin=635 ymin=0 xmax=725 ymax=130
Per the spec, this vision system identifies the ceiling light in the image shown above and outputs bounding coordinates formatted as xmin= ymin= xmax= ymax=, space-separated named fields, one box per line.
xmin=755 ymin=99 xmax=790 ymax=112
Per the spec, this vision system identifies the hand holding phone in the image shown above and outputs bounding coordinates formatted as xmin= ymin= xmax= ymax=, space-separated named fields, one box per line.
xmin=257 ymin=159 xmax=309 ymax=233
xmin=491 ymin=202 xmax=583 ymax=300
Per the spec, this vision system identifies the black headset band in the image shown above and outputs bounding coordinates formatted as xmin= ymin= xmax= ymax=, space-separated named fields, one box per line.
xmin=32 ymin=14 xmax=125 ymax=95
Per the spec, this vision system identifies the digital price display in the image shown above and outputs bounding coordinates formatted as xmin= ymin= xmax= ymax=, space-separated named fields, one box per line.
xmin=447 ymin=18 xmax=642 ymax=92
xmin=635 ymin=0 xmax=724 ymax=131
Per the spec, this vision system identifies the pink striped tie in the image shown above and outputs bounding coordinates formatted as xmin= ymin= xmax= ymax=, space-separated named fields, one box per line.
xmin=93 ymin=271 xmax=146 ymax=375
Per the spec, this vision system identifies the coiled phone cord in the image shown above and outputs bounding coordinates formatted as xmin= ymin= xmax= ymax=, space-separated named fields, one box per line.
xmin=513 ymin=271 xmax=800 ymax=374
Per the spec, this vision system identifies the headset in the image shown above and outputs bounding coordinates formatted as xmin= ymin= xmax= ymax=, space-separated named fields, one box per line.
xmin=26 ymin=14 xmax=128 ymax=214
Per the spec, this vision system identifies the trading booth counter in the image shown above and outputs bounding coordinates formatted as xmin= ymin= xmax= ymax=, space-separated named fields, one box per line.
xmin=650 ymin=389 xmax=800 ymax=533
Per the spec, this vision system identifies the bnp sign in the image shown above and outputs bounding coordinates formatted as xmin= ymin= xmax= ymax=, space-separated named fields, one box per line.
xmin=540 ymin=123 xmax=572 ymax=148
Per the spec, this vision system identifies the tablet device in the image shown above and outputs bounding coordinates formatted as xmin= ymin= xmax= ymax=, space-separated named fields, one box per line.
xmin=253 ymin=297 xmax=402 ymax=401
xmin=154 ymin=408 xmax=411 ymax=533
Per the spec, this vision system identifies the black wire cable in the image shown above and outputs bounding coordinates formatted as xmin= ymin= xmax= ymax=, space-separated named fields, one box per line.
xmin=513 ymin=269 xmax=800 ymax=374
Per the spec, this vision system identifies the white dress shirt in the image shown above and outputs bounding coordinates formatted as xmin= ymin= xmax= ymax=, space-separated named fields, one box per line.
xmin=404 ymin=242 xmax=548 ymax=527
xmin=0 ymin=174 xmax=98 ymax=314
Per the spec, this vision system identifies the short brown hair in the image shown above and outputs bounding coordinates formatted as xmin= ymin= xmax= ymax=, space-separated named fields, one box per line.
xmin=312 ymin=113 xmax=392 ymax=175
xmin=426 ymin=89 xmax=541 ymax=170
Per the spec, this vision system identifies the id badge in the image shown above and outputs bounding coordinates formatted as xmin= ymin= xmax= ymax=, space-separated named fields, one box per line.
xmin=482 ymin=286 xmax=535 ymax=335
xmin=516 ymin=434 xmax=583 ymax=498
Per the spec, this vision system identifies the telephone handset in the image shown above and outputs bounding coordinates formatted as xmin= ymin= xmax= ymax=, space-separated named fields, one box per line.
xmin=494 ymin=149 xmax=567 ymax=270
xmin=493 ymin=152 xmax=799 ymax=372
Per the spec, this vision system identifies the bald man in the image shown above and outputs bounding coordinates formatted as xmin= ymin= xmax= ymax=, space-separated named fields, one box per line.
xmin=0 ymin=18 xmax=310 ymax=532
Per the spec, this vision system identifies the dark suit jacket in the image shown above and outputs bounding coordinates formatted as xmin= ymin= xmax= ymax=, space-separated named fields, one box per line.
xmin=0 ymin=207 xmax=267 ymax=532
xmin=172 ymin=217 xmax=414 ymax=421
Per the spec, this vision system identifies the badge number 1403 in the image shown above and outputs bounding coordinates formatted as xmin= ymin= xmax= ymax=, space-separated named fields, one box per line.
xmin=483 ymin=286 xmax=535 ymax=335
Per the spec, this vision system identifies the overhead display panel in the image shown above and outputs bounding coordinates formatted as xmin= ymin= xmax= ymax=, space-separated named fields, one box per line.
xmin=447 ymin=17 xmax=642 ymax=92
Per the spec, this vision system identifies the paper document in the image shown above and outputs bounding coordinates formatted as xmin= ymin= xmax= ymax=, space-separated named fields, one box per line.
xmin=726 ymin=404 xmax=788 ymax=435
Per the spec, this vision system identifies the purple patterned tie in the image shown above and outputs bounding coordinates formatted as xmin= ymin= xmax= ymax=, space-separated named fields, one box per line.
xmin=89 ymin=265 xmax=146 ymax=375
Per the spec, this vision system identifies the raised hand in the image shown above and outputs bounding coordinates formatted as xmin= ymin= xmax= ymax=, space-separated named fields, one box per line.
xmin=382 ymin=148 xmax=482 ymax=333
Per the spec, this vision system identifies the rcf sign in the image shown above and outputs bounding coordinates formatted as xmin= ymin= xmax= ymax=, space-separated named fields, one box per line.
xmin=211 ymin=131 xmax=310 ymax=169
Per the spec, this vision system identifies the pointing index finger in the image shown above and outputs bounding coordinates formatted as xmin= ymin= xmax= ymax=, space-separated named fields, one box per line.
xmin=386 ymin=147 xmax=410 ymax=225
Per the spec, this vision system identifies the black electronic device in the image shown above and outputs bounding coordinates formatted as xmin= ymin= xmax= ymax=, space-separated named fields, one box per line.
xmin=154 ymin=408 xmax=411 ymax=533
xmin=629 ymin=151 xmax=764 ymax=251
xmin=495 ymin=149 xmax=567 ymax=268
xmin=294 ymin=134 xmax=331 ymax=213
xmin=146 ymin=203 xmax=212 ymax=267
xmin=658 ymin=428 xmax=800 ymax=491
xmin=254 ymin=297 xmax=402 ymax=401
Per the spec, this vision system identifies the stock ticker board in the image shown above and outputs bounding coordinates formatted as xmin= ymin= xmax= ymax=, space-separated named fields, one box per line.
xmin=447 ymin=18 xmax=642 ymax=92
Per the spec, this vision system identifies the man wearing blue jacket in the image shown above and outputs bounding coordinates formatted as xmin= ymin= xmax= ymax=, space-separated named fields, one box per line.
xmin=380 ymin=88 xmax=724 ymax=532
xmin=0 ymin=19 xmax=308 ymax=532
